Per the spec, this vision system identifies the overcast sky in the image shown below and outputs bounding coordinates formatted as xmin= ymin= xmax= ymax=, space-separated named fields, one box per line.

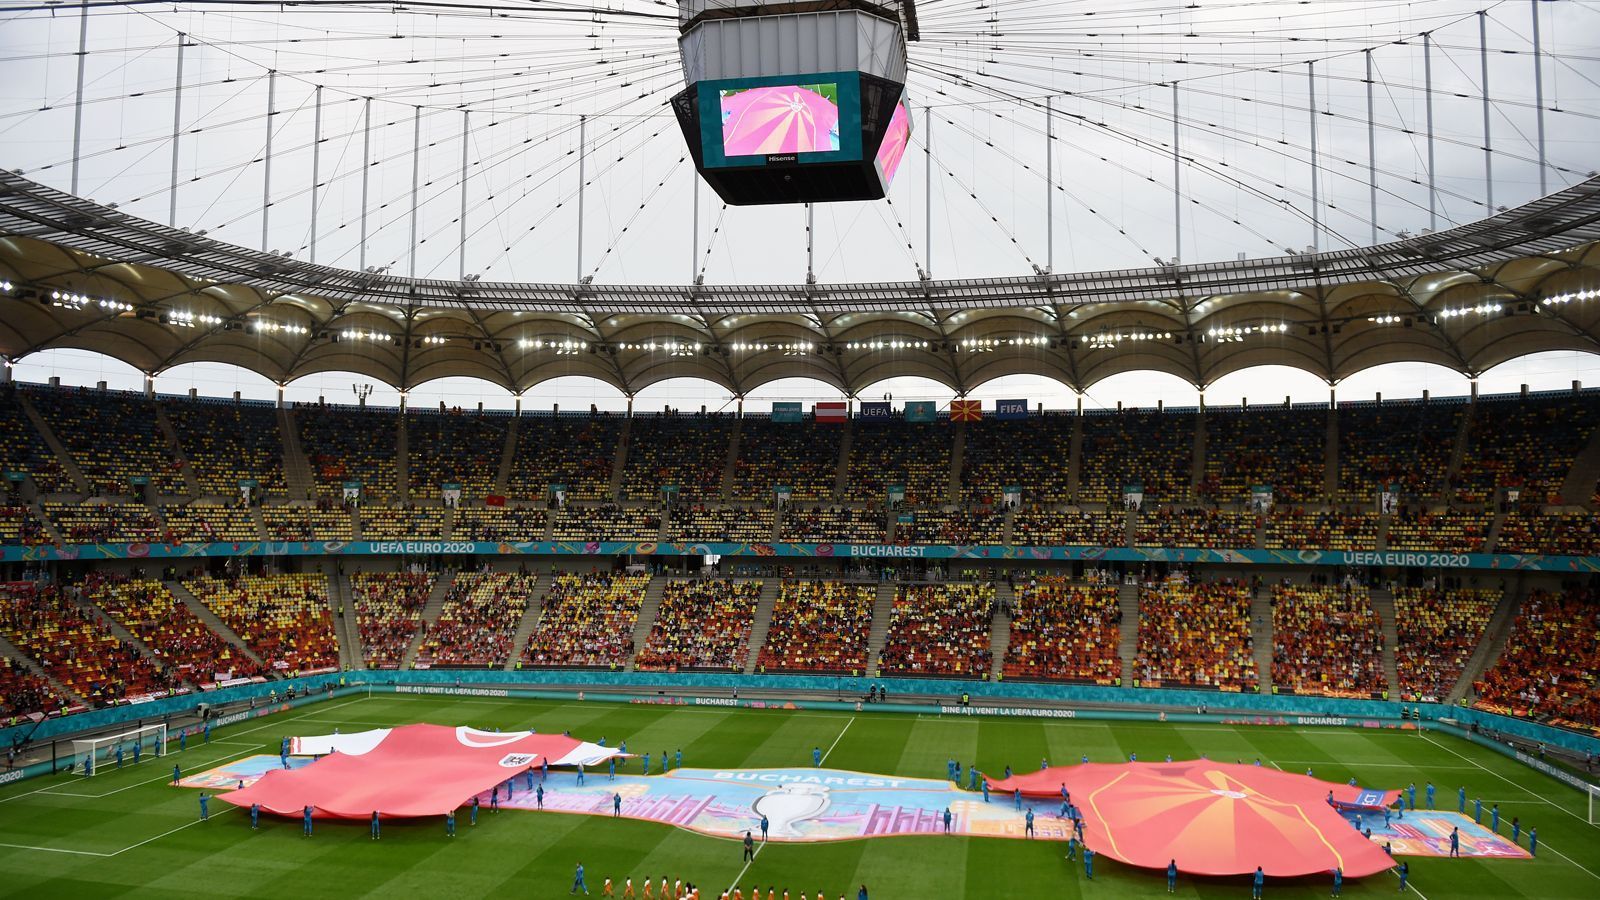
xmin=1 ymin=0 xmax=1597 ymax=408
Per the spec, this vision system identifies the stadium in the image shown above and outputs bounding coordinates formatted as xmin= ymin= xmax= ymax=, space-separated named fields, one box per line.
xmin=1 ymin=0 xmax=1599 ymax=897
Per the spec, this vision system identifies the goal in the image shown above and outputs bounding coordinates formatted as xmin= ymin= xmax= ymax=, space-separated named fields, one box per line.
xmin=71 ymin=723 xmax=167 ymax=776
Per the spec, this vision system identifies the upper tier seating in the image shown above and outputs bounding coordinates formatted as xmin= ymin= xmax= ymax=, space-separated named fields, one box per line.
xmin=1134 ymin=507 xmax=1256 ymax=548
xmin=30 ymin=387 xmax=186 ymax=495
xmin=846 ymin=420 xmax=952 ymax=504
xmin=667 ymin=504 xmax=774 ymax=543
xmin=1271 ymin=583 xmax=1385 ymax=698
xmin=634 ymin=578 xmax=760 ymax=671
xmin=414 ymin=572 xmax=534 ymax=668
xmin=505 ymin=414 xmax=623 ymax=502
xmin=781 ymin=505 xmax=886 ymax=543
xmin=0 ymin=505 xmax=49 ymax=545
xmin=1336 ymin=400 xmax=1462 ymax=502
xmin=1135 ymin=579 xmax=1257 ymax=691
xmin=1013 ymin=508 xmax=1125 ymax=546
xmin=1386 ymin=509 xmax=1490 ymax=553
xmin=0 ymin=582 xmax=171 ymax=705
xmin=1474 ymin=587 xmax=1600 ymax=730
xmin=895 ymin=507 xmax=1005 ymax=544
xmin=755 ymin=580 xmax=874 ymax=674
xmin=961 ymin=417 xmax=1073 ymax=504
xmin=163 ymin=398 xmax=287 ymax=497
xmin=45 ymin=502 xmax=160 ymax=544
xmin=521 ymin=573 xmax=647 ymax=667
xmin=1001 ymin=578 xmax=1120 ymax=684
xmin=1200 ymin=407 xmax=1325 ymax=503
xmin=1393 ymin=586 xmax=1497 ymax=703
xmin=454 ymin=506 xmax=547 ymax=542
xmin=731 ymin=417 xmax=841 ymax=501
xmin=350 ymin=571 xmax=434 ymax=668
xmin=261 ymin=504 xmax=354 ymax=541
xmin=160 ymin=503 xmax=258 ymax=543
xmin=878 ymin=582 xmax=995 ymax=677
xmin=1264 ymin=508 xmax=1378 ymax=551
xmin=84 ymin=573 xmax=259 ymax=681
xmin=0 ymin=387 xmax=69 ymax=492
xmin=1078 ymin=409 xmax=1194 ymax=504
xmin=406 ymin=410 xmax=509 ymax=500
xmin=551 ymin=504 xmax=660 ymax=542
xmin=1454 ymin=392 xmax=1600 ymax=504
xmin=620 ymin=415 xmax=733 ymax=502
xmin=296 ymin=404 xmax=399 ymax=502
xmin=1494 ymin=512 xmax=1599 ymax=556
xmin=186 ymin=574 xmax=340 ymax=674
xmin=359 ymin=505 xmax=447 ymax=540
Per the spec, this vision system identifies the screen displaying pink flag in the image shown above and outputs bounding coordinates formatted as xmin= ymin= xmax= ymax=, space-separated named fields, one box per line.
xmin=875 ymin=101 xmax=910 ymax=187
xmin=720 ymin=84 xmax=841 ymax=156
xmin=220 ymin=724 xmax=622 ymax=819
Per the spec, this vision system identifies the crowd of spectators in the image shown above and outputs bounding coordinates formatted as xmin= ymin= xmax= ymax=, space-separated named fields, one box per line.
xmin=1 ymin=655 xmax=63 ymax=720
xmin=1133 ymin=507 xmax=1256 ymax=548
xmin=296 ymin=404 xmax=399 ymax=502
xmin=262 ymin=502 xmax=354 ymax=541
xmin=1012 ymin=508 xmax=1125 ymax=546
xmin=414 ymin=572 xmax=534 ymax=668
xmin=781 ymin=505 xmax=886 ymax=543
xmin=1199 ymin=407 xmax=1325 ymax=503
xmin=186 ymin=573 xmax=340 ymax=674
xmin=30 ymin=386 xmax=187 ymax=495
xmin=1385 ymin=508 xmax=1490 ymax=553
xmin=0 ymin=582 xmax=170 ymax=705
xmin=1270 ymin=582 xmax=1386 ymax=698
xmin=1494 ymin=511 xmax=1599 ymax=556
xmin=878 ymin=582 xmax=996 ymax=677
xmin=961 ymin=417 xmax=1073 ymax=504
xmin=84 ymin=572 xmax=260 ymax=681
xmin=0 ymin=505 xmax=49 ymax=545
xmin=506 ymin=414 xmax=623 ymax=501
xmin=551 ymin=504 xmax=661 ymax=542
xmin=1264 ymin=508 xmax=1378 ymax=551
xmin=635 ymin=578 xmax=761 ymax=671
xmin=406 ymin=410 xmax=509 ymax=500
xmin=1474 ymin=586 xmax=1600 ymax=730
xmin=621 ymin=415 xmax=734 ymax=502
xmin=455 ymin=505 xmax=547 ymax=542
xmin=521 ymin=572 xmax=647 ymax=667
xmin=45 ymin=502 xmax=161 ymax=544
xmin=160 ymin=502 xmax=258 ymax=543
xmin=360 ymin=505 xmax=448 ymax=540
xmin=845 ymin=421 xmax=952 ymax=504
xmin=1454 ymin=392 xmax=1600 ymax=505
xmin=894 ymin=507 xmax=1005 ymax=544
xmin=164 ymin=398 xmax=287 ymax=497
xmin=755 ymin=581 xmax=874 ymax=674
xmin=1393 ymin=585 xmax=1497 ymax=702
xmin=732 ymin=417 xmax=841 ymax=501
xmin=1135 ymin=579 xmax=1257 ymax=691
xmin=1001 ymin=577 xmax=1120 ymax=684
xmin=1336 ymin=400 xmax=1461 ymax=502
xmin=0 ymin=386 xmax=68 ymax=492
xmin=667 ymin=504 xmax=774 ymax=543
xmin=1078 ymin=409 xmax=1194 ymax=504
xmin=350 ymin=571 xmax=435 ymax=668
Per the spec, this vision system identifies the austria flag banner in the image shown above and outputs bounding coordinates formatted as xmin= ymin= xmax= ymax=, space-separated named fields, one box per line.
xmin=223 ymin=724 xmax=623 ymax=819
xmin=814 ymin=401 xmax=847 ymax=423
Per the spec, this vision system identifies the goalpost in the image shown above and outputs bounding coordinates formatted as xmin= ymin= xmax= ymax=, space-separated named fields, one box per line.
xmin=70 ymin=723 xmax=167 ymax=776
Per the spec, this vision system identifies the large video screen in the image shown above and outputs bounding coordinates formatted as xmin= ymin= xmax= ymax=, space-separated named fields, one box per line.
xmin=874 ymin=99 xmax=911 ymax=190
xmin=698 ymin=72 xmax=862 ymax=168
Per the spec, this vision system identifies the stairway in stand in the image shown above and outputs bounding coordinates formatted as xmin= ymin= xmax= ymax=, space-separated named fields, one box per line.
xmin=1369 ymin=588 xmax=1402 ymax=699
xmin=988 ymin=581 xmax=1016 ymax=680
xmin=866 ymin=582 xmax=895 ymax=677
xmin=328 ymin=571 xmax=363 ymax=670
xmin=743 ymin=579 xmax=781 ymax=674
xmin=400 ymin=571 xmax=458 ymax=670
xmin=167 ymin=579 xmax=267 ymax=670
xmin=504 ymin=579 xmax=550 ymax=672
xmin=1251 ymin=593 xmax=1274 ymax=694
xmin=1117 ymin=581 xmax=1139 ymax=687
xmin=625 ymin=576 xmax=666 ymax=672
xmin=1447 ymin=576 xmax=1526 ymax=705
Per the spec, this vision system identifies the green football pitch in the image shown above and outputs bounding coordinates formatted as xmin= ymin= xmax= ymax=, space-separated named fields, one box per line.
xmin=2 ymin=693 xmax=1597 ymax=899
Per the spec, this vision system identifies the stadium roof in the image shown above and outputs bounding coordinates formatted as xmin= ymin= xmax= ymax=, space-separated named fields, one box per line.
xmin=2 ymin=169 xmax=1598 ymax=396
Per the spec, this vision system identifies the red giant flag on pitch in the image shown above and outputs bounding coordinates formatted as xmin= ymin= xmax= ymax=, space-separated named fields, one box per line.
xmin=814 ymin=401 xmax=847 ymax=423
xmin=950 ymin=399 xmax=982 ymax=421
xmin=220 ymin=724 xmax=622 ymax=819
xmin=988 ymin=760 xmax=1398 ymax=878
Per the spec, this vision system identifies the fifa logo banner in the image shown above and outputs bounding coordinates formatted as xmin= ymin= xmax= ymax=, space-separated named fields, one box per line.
xmin=995 ymin=399 xmax=1030 ymax=419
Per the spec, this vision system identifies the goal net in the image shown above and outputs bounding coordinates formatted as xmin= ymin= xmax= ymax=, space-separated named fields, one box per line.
xmin=70 ymin=723 xmax=167 ymax=776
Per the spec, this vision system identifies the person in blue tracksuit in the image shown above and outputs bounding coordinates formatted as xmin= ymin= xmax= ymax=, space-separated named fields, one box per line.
xmin=1426 ymin=782 xmax=1435 ymax=809
xmin=1474 ymin=797 xmax=1482 ymax=823
xmin=675 ymin=749 xmax=682 ymax=770
xmin=1065 ymin=836 xmax=1077 ymax=860
xmin=981 ymin=780 xmax=990 ymax=803
xmin=613 ymin=794 xmax=622 ymax=817
xmin=1252 ymin=866 xmax=1264 ymax=899
xmin=609 ymin=757 xmax=616 ymax=781
xmin=760 ymin=815 xmax=769 ymax=841
xmin=180 ymin=731 xmax=187 ymax=752
xmin=470 ymin=796 xmax=479 ymax=824
xmin=943 ymin=808 xmax=952 ymax=833
xmin=813 ymin=747 xmax=822 ymax=767
xmin=1407 ymin=783 xmax=1416 ymax=810
xmin=303 ymin=806 xmax=314 ymax=836
xmin=133 ymin=740 xmax=141 ymax=763
xmin=371 ymin=811 xmax=380 ymax=840
xmin=1332 ymin=867 xmax=1342 ymax=897
xmin=1448 ymin=826 xmax=1460 ymax=857
xmin=1167 ymin=860 xmax=1177 ymax=892
xmin=1398 ymin=861 xmax=1408 ymax=891
xmin=1084 ymin=848 xmax=1094 ymax=879
xmin=1458 ymin=785 xmax=1466 ymax=812
xmin=172 ymin=763 xmax=181 ymax=784
xmin=571 ymin=862 xmax=589 ymax=895
xmin=577 ymin=764 xmax=586 ymax=785
xmin=204 ymin=721 xmax=212 ymax=744
xmin=1024 ymin=809 xmax=1034 ymax=838
xmin=527 ymin=770 xmax=534 ymax=792
xmin=536 ymin=784 xmax=545 ymax=810
xmin=445 ymin=810 xmax=456 ymax=836
xmin=644 ymin=752 xmax=651 ymax=775
xmin=969 ymin=767 xmax=979 ymax=790
xmin=1014 ymin=788 xmax=1023 ymax=810
xmin=1491 ymin=804 xmax=1500 ymax=833
xmin=198 ymin=793 xmax=209 ymax=820
xmin=115 ymin=745 xmax=123 ymax=769
xmin=249 ymin=802 xmax=259 ymax=829
xmin=1529 ymin=827 xmax=1538 ymax=856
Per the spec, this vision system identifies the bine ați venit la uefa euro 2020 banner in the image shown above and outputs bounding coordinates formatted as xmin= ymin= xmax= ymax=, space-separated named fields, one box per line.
xmin=2 ymin=539 xmax=1597 ymax=571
